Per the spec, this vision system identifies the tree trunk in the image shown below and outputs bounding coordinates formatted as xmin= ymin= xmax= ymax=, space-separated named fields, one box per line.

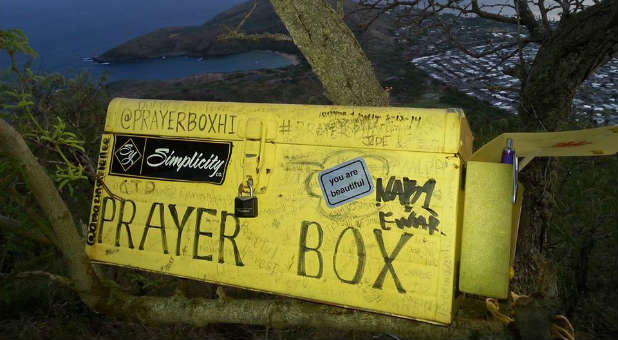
xmin=269 ymin=0 xmax=388 ymax=106
xmin=515 ymin=0 xmax=617 ymax=297
xmin=0 ymin=119 xmax=108 ymax=307
xmin=519 ymin=0 xmax=617 ymax=131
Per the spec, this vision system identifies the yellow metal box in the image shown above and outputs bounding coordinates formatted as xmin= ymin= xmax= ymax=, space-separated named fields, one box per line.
xmin=86 ymin=98 xmax=473 ymax=324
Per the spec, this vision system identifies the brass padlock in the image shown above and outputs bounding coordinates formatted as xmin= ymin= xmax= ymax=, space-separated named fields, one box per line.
xmin=235 ymin=178 xmax=258 ymax=218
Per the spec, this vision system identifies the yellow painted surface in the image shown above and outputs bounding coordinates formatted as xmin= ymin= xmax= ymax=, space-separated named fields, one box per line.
xmin=460 ymin=125 xmax=615 ymax=299
xmin=459 ymin=162 xmax=522 ymax=299
xmin=471 ymin=126 xmax=618 ymax=163
xmin=86 ymin=98 xmax=471 ymax=324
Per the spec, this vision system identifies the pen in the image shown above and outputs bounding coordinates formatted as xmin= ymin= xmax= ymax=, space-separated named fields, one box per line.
xmin=501 ymin=138 xmax=518 ymax=203
xmin=501 ymin=138 xmax=514 ymax=164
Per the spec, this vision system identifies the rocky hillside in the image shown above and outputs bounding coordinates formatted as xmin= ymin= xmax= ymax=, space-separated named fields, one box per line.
xmin=96 ymin=0 xmax=396 ymax=62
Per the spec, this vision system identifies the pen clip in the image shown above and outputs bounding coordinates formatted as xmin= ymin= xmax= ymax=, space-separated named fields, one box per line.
xmin=512 ymin=153 xmax=518 ymax=204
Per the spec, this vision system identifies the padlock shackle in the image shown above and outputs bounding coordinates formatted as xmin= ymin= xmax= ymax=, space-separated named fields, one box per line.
xmin=246 ymin=177 xmax=254 ymax=197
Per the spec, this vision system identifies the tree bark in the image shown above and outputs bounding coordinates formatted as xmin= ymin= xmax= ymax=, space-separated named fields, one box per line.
xmin=269 ymin=0 xmax=388 ymax=106
xmin=93 ymin=288 xmax=515 ymax=339
xmin=519 ymin=0 xmax=618 ymax=131
xmin=514 ymin=1 xmax=617 ymax=296
xmin=0 ymin=118 xmax=107 ymax=306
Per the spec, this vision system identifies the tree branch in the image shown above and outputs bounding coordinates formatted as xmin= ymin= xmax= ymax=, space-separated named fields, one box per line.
xmin=236 ymin=1 xmax=258 ymax=32
xmin=535 ymin=0 xmax=551 ymax=31
xmin=433 ymin=11 xmax=528 ymax=60
xmin=466 ymin=0 xmax=518 ymax=25
xmin=355 ymin=0 xmax=425 ymax=33
xmin=519 ymin=0 xmax=618 ymax=130
xmin=94 ymin=289 xmax=515 ymax=339
xmin=218 ymin=0 xmax=292 ymax=42
xmin=0 ymin=118 xmax=106 ymax=305
xmin=6 ymin=185 xmax=60 ymax=247
xmin=218 ymin=31 xmax=292 ymax=42
xmin=336 ymin=0 xmax=345 ymax=18
xmin=0 ymin=270 xmax=74 ymax=288
xmin=269 ymin=0 xmax=388 ymax=106
xmin=514 ymin=0 xmax=545 ymax=40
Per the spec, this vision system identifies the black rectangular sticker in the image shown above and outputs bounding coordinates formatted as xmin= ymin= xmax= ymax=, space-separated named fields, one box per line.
xmin=109 ymin=134 xmax=232 ymax=184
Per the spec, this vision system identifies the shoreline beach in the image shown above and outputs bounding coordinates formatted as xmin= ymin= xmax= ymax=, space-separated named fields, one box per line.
xmin=273 ymin=51 xmax=300 ymax=65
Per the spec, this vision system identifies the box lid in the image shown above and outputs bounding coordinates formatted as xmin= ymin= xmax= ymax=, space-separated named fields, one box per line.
xmin=106 ymin=98 xmax=472 ymax=156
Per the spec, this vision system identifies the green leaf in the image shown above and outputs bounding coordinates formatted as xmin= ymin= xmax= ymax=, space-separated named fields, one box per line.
xmin=0 ymin=29 xmax=38 ymax=59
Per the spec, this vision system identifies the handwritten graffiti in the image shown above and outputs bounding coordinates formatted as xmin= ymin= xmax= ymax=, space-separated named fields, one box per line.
xmin=362 ymin=135 xmax=390 ymax=147
xmin=375 ymin=176 xmax=442 ymax=236
xmin=120 ymin=107 xmax=237 ymax=135
xmin=379 ymin=211 xmax=441 ymax=235
xmin=97 ymin=198 xmax=243 ymax=266
xmin=119 ymin=179 xmax=155 ymax=195
xmin=297 ymin=221 xmax=412 ymax=293
xmin=376 ymin=177 xmax=436 ymax=213
xmin=279 ymin=119 xmax=291 ymax=135
xmin=87 ymin=136 xmax=110 ymax=245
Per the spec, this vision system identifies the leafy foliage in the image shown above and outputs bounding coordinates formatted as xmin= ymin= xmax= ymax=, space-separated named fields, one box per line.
xmin=0 ymin=29 xmax=108 ymax=204
xmin=0 ymin=29 xmax=37 ymax=73
xmin=0 ymin=29 xmax=108 ymax=313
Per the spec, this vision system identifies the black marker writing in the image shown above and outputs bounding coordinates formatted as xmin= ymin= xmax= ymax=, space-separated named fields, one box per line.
xmin=372 ymin=229 xmax=412 ymax=293
xmin=120 ymin=109 xmax=237 ymax=135
xmin=96 ymin=199 xmax=244 ymax=267
xmin=379 ymin=211 xmax=441 ymax=235
xmin=296 ymin=222 xmax=411 ymax=293
xmin=376 ymin=177 xmax=436 ymax=212
xmin=297 ymin=221 xmax=324 ymax=278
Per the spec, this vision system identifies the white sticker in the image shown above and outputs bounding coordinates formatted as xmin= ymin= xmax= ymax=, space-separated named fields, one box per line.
xmin=318 ymin=157 xmax=374 ymax=208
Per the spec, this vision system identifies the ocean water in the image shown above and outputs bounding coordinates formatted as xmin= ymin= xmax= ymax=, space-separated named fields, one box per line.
xmin=0 ymin=0 xmax=292 ymax=81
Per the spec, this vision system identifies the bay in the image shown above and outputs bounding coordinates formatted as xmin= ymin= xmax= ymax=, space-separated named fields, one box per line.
xmin=0 ymin=0 xmax=292 ymax=81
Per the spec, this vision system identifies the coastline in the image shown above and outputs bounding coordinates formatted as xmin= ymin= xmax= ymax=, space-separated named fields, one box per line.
xmin=88 ymin=50 xmax=298 ymax=82
xmin=273 ymin=51 xmax=300 ymax=65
